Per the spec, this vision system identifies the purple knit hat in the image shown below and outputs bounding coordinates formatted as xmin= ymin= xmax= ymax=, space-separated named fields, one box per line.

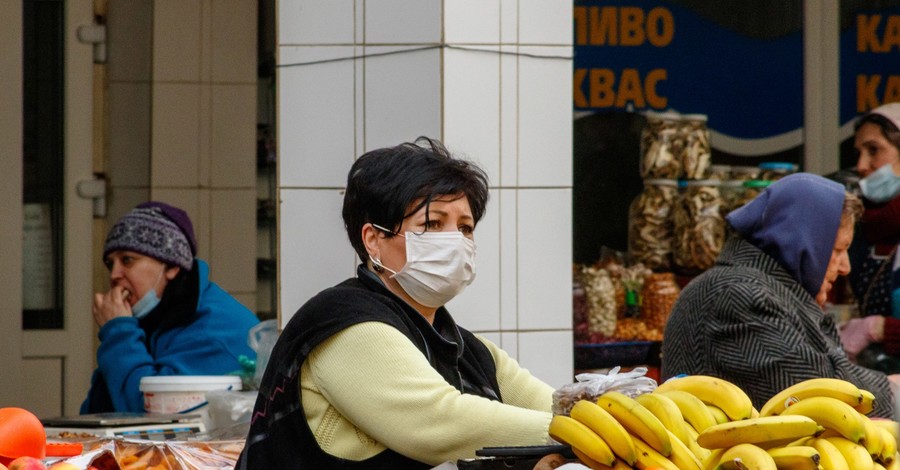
xmin=103 ymin=201 xmax=197 ymax=270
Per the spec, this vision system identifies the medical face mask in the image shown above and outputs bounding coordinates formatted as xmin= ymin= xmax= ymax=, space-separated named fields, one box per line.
xmin=132 ymin=268 xmax=164 ymax=319
xmin=860 ymin=163 xmax=900 ymax=203
xmin=370 ymin=225 xmax=476 ymax=308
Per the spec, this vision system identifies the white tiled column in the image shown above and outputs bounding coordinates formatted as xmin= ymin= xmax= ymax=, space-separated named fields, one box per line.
xmin=276 ymin=0 xmax=573 ymax=388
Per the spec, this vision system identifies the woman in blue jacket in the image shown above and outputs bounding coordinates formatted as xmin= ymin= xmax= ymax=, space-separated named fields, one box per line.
xmin=81 ymin=201 xmax=259 ymax=413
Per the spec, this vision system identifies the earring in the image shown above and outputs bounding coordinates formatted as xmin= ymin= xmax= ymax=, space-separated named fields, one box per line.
xmin=370 ymin=255 xmax=384 ymax=273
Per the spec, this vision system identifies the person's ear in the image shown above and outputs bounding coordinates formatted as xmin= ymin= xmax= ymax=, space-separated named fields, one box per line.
xmin=362 ymin=223 xmax=382 ymax=259
xmin=165 ymin=265 xmax=181 ymax=280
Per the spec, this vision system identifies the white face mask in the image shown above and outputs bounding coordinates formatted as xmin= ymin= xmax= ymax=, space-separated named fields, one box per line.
xmin=370 ymin=225 xmax=476 ymax=308
xmin=860 ymin=163 xmax=900 ymax=203
xmin=132 ymin=268 xmax=165 ymax=319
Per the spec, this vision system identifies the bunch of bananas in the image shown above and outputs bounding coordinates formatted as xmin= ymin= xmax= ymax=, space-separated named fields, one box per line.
xmin=548 ymin=375 xmax=900 ymax=470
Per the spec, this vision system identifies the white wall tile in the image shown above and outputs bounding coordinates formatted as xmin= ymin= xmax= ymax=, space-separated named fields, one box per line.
xmin=279 ymin=188 xmax=357 ymax=327
xmin=354 ymin=0 xmax=364 ymax=43
xmin=443 ymin=47 xmax=500 ymax=186
xmin=446 ymin=188 xmax=500 ymax=332
xmin=500 ymin=332 xmax=518 ymax=359
xmin=519 ymin=0 xmax=571 ymax=45
xmin=210 ymin=189 xmax=257 ymax=292
xmin=364 ymin=46 xmax=441 ymax=152
xmin=107 ymin=188 xmax=150 ymax=223
xmin=109 ymin=83 xmax=151 ymax=187
xmin=107 ymin=0 xmax=152 ymax=82
xmin=211 ymin=0 xmax=257 ymax=83
xmin=517 ymin=188 xmax=572 ymax=330
xmin=364 ymin=0 xmax=441 ymax=44
xmin=518 ymin=331 xmax=573 ymax=388
xmin=354 ymin=45 xmax=365 ymax=159
xmin=445 ymin=0 xmax=500 ymax=44
xmin=153 ymin=0 xmax=201 ymax=82
xmin=498 ymin=189 xmax=518 ymax=330
xmin=477 ymin=332 xmax=501 ymax=348
xmin=279 ymin=46 xmax=356 ymax=188
xmin=518 ymin=46 xmax=572 ymax=187
xmin=151 ymin=84 xmax=200 ymax=188
xmin=499 ymin=45 xmax=518 ymax=187
xmin=211 ymin=84 xmax=256 ymax=188
xmin=500 ymin=0 xmax=518 ymax=44
xmin=279 ymin=0 xmax=354 ymax=45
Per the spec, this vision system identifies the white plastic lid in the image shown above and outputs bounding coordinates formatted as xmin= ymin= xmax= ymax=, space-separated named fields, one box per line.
xmin=140 ymin=375 xmax=243 ymax=392
xmin=682 ymin=113 xmax=708 ymax=122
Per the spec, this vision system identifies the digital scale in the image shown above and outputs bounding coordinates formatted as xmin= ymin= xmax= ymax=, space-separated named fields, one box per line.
xmin=42 ymin=412 xmax=205 ymax=441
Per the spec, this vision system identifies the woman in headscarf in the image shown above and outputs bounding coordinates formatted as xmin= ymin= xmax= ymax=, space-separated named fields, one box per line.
xmin=661 ymin=173 xmax=898 ymax=417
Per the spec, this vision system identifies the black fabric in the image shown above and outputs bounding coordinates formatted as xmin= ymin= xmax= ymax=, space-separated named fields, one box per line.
xmin=238 ymin=265 xmax=502 ymax=469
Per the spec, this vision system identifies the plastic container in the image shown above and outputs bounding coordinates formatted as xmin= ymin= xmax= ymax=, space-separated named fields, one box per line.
xmin=627 ymin=179 xmax=679 ymax=271
xmin=140 ymin=375 xmax=243 ymax=428
xmin=758 ymin=162 xmax=798 ymax=181
xmin=679 ymin=114 xmax=711 ymax=179
xmin=640 ymin=111 xmax=682 ymax=179
xmin=673 ymin=179 xmax=725 ymax=274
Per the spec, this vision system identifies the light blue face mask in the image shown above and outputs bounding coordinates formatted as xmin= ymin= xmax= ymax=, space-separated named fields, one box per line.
xmin=860 ymin=163 xmax=900 ymax=203
xmin=132 ymin=269 xmax=165 ymax=319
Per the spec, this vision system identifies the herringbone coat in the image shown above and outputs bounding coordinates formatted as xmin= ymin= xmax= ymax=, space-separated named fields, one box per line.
xmin=661 ymin=236 xmax=894 ymax=417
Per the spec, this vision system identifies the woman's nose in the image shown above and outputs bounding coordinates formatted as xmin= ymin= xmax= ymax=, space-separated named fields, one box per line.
xmin=856 ymin=155 xmax=871 ymax=176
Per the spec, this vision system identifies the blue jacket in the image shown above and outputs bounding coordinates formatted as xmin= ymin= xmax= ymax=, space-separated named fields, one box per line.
xmin=81 ymin=260 xmax=259 ymax=413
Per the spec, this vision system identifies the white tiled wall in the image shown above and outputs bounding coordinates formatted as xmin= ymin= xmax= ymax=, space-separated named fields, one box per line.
xmin=277 ymin=0 xmax=573 ymax=386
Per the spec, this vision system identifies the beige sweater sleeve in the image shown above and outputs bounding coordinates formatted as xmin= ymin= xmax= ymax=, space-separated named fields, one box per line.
xmin=308 ymin=321 xmax=552 ymax=465
xmin=475 ymin=335 xmax=556 ymax=412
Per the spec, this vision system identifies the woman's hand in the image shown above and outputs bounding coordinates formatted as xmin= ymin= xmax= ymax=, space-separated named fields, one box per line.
xmin=838 ymin=316 xmax=886 ymax=361
xmin=93 ymin=285 xmax=133 ymax=328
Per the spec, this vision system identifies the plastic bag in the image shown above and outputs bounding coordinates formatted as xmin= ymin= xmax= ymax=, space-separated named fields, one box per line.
xmin=247 ymin=319 xmax=279 ymax=389
xmin=551 ymin=366 xmax=658 ymax=416
xmin=205 ymin=390 xmax=257 ymax=431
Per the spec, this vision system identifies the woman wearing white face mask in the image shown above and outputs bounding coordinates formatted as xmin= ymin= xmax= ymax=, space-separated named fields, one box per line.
xmin=240 ymin=138 xmax=555 ymax=469
xmin=838 ymin=102 xmax=900 ymax=370
xmin=81 ymin=202 xmax=259 ymax=413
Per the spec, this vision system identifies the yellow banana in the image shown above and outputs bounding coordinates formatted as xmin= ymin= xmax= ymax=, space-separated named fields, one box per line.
xmin=631 ymin=434 xmax=680 ymax=470
xmin=750 ymin=407 xmax=760 ymax=419
xmin=862 ymin=414 xmax=886 ymax=458
xmin=666 ymin=429 xmax=702 ymax=470
xmin=873 ymin=419 xmax=900 ymax=449
xmin=856 ymin=389 xmax=876 ymax=415
xmin=571 ymin=448 xmax=630 ymax=470
xmin=548 ymin=415 xmax=616 ymax=466
xmin=635 ymin=392 xmax=691 ymax=446
xmin=656 ymin=375 xmax=754 ymax=421
xmin=759 ymin=378 xmax=863 ymax=416
xmin=765 ymin=445 xmax=820 ymax=470
xmin=597 ymin=391 xmax=672 ymax=457
xmin=570 ymin=399 xmax=637 ymax=465
xmin=717 ymin=443 xmax=777 ymax=470
xmin=696 ymin=415 xmax=821 ymax=450
xmin=703 ymin=447 xmax=727 ymax=470
xmin=708 ymin=405 xmax=730 ymax=424
xmin=876 ymin=463 xmax=888 ymax=470
xmin=796 ymin=437 xmax=849 ymax=470
xmin=686 ymin=419 xmax=714 ymax=461
xmin=780 ymin=396 xmax=866 ymax=443
xmin=888 ymin=452 xmax=900 ymax=470
xmin=880 ymin=427 xmax=897 ymax=463
xmin=825 ymin=436 xmax=875 ymax=469
xmin=661 ymin=390 xmax=719 ymax=433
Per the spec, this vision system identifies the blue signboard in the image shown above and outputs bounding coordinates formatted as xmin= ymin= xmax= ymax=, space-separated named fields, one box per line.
xmin=839 ymin=6 xmax=900 ymax=126
xmin=574 ymin=1 xmax=803 ymax=154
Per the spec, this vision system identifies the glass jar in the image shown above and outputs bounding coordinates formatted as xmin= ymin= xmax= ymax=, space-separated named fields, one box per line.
xmin=673 ymin=179 xmax=725 ymax=274
xmin=627 ymin=179 xmax=679 ymax=271
xmin=640 ymin=272 xmax=681 ymax=334
xmin=758 ymin=162 xmax=798 ymax=181
xmin=708 ymin=164 xmax=732 ymax=181
xmin=730 ymin=165 xmax=760 ymax=181
xmin=734 ymin=179 xmax=772 ymax=209
xmin=680 ymin=114 xmax=711 ymax=180
xmin=718 ymin=179 xmax=746 ymax=216
xmin=640 ymin=111 xmax=682 ymax=179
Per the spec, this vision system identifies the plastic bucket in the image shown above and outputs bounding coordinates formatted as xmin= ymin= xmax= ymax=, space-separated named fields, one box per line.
xmin=140 ymin=376 xmax=242 ymax=428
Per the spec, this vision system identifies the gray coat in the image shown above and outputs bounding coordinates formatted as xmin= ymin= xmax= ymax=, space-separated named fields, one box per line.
xmin=661 ymin=236 xmax=894 ymax=417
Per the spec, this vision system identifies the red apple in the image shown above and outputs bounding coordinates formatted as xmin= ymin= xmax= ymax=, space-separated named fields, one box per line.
xmin=7 ymin=457 xmax=45 ymax=470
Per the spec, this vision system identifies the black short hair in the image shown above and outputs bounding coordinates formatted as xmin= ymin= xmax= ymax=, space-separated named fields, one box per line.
xmin=342 ymin=137 xmax=490 ymax=262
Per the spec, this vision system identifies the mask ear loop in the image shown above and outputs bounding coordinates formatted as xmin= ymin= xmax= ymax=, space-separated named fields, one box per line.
xmin=369 ymin=255 xmax=385 ymax=273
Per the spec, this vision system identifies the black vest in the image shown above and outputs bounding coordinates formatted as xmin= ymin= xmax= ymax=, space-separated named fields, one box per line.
xmin=238 ymin=266 xmax=502 ymax=469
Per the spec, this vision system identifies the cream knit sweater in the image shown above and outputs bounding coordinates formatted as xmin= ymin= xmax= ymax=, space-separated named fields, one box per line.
xmin=300 ymin=321 xmax=554 ymax=465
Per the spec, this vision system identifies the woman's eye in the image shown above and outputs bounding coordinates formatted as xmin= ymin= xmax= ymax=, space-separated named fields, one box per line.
xmin=459 ymin=225 xmax=474 ymax=235
xmin=425 ymin=220 xmax=441 ymax=230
